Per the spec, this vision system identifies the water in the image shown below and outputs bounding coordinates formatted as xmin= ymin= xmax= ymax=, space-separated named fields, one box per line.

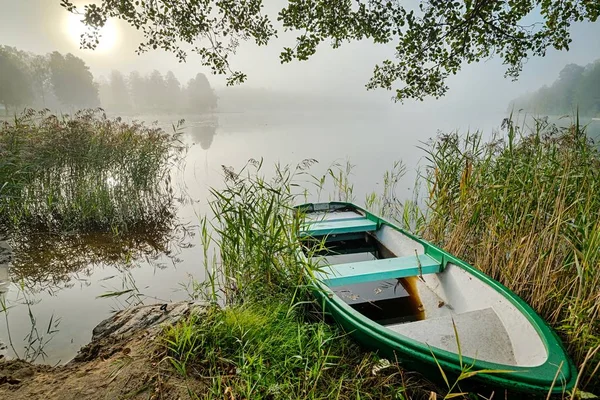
xmin=0 ymin=103 xmax=507 ymax=365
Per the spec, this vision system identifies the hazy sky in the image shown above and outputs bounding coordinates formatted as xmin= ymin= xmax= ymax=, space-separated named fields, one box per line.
xmin=1 ymin=0 xmax=599 ymax=113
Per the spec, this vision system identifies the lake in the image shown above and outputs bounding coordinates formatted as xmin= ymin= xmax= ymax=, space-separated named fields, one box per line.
xmin=0 ymin=104 xmax=560 ymax=365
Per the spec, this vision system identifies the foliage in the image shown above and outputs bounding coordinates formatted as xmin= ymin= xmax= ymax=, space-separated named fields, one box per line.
xmin=162 ymin=301 xmax=426 ymax=400
xmin=0 ymin=47 xmax=33 ymax=112
xmin=0 ymin=46 xmax=100 ymax=111
xmin=48 ymin=51 xmax=100 ymax=108
xmin=187 ymin=73 xmax=218 ymax=112
xmin=0 ymin=109 xmax=184 ymax=233
xmin=0 ymin=44 xmax=218 ymax=114
xmin=204 ymin=159 xmax=313 ymax=305
xmin=419 ymin=118 xmax=600 ymax=393
xmin=99 ymin=69 xmax=217 ymax=113
xmin=108 ymin=70 xmax=132 ymax=111
xmin=62 ymin=0 xmax=599 ymax=101
xmin=510 ymin=60 xmax=600 ymax=116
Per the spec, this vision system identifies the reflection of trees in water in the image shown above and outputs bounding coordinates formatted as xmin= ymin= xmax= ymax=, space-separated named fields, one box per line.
xmin=189 ymin=121 xmax=218 ymax=150
xmin=8 ymin=221 xmax=195 ymax=294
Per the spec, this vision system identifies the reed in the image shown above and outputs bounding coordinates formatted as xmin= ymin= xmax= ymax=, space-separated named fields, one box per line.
xmin=419 ymin=116 xmax=600 ymax=393
xmin=161 ymin=160 xmax=441 ymax=399
xmin=163 ymin=118 xmax=599 ymax=398
xmin=0 ymin=108 xmax=184 ymax=233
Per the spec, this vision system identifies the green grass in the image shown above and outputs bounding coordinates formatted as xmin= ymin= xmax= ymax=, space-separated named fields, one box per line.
xmin=0 ymin=108 xmax=184 ymax=233
xmin=162 ymin=301 xmax=430 ymax=400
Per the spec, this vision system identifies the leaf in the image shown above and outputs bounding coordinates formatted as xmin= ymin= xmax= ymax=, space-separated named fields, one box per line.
xmin=428 ymin=345 xmax=450 ymax=388
xmin=445 ymin=393 xmax=468 ymax=399
xmin=458 ymin=369 xmax=516 ymax=381
xmin=96 ymin=289 xmax=135 ymax=298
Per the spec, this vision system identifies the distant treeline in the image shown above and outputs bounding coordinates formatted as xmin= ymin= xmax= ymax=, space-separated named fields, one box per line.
xmin=98 ymin=70 xmax=217 ymax=113
xmin=509 ymin=60 xmax=600 ymax=117
xmin=0 ymin=45 xmax=217 ymax=114
xmin=0 ymin=46 xmax=99 ymax=112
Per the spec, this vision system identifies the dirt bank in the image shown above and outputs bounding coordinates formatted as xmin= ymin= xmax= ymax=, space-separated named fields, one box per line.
xmin=0 ymin=301 xmax=206 ymax=399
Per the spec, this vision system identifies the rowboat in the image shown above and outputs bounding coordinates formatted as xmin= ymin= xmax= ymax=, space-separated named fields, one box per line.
xmin=296 ymin=202 xmax=577 ymax=394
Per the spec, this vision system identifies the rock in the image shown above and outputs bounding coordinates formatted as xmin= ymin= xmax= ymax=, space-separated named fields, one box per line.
xmin=72 ymin=301 xmax=207 ymax=363
xmin=90 ymin=301 xmax=207 ymax=342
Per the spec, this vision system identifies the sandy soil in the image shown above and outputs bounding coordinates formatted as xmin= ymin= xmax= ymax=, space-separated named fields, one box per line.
xmin=0 ymin=303 xmax=205 ymax=400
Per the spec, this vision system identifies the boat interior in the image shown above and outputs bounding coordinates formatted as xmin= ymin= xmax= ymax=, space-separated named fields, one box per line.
xmin=299 ymin=205 xmax=548 ymax=368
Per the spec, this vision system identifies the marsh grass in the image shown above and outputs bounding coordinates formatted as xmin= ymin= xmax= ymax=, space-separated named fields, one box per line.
xmin=162 ymin=118 xmax=600 ymax=398
xmin=420 ymin=116 xmax=600 ymax=393
xmin=162 ymin=301 xmax=431 ymax=400
xmin=204 ymin=159 xmax=316 ymax=305
xmin=0 ymin=108 xmax=185 ymax=233
xmin=159 ymin=160 xmax=469 ymax=399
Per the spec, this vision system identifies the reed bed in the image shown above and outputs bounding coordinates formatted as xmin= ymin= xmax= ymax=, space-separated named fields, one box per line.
xmin=0 ymin=109 xmax=184 ymax=233
xmin=162 ymin=160 xmax=442 ymax=399
xmin=419 ymin=117 xmax=600 ymax=393
xmin=162 ymin=118 xmax=599 ymax=398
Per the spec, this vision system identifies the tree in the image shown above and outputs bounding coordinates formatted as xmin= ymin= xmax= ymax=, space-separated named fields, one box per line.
xmin=109 ymin=70 xmax=131 ymax=111
xmin=187 ymin=73 xmax=218 ymax=112
xmin=164 ymin=71 xmax=181 ymax=112
xmin=146 ymin=70 xmax=166 ymax=110
xmin=128 ymin=70 xmax=147 ymax=111
xmin=62 ymin=0 xmax=599 ymax=102
xmin=509 ymin=59 xmax=600 ymax=117
xmin=575 ymin=62 xmax=600 ymax=116
xmin=0 ymin=47 xmax=32 ymax=113
xmin=554 ymin=64 xmax=585 ymax=112
xmin=30 ymin=55 xmax=51 ymax=108
xmin=49 ymin=52 xmax=99 ymax=108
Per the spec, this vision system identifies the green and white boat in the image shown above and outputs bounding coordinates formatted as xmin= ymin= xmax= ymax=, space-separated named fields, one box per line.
xmin=296 ymin=202 xmax=577 ymax=395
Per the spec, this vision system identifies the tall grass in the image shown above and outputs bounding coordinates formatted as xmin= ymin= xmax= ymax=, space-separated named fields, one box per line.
xmin=0 ymin=108 xmax=185 ymax=233
xmin=419 ymin=117 xmax=600 ymax=392
xmin=162 ymin=160 xmax=443 ymax=399
xmin=204 ymin=159 xmax=315 ymax=305
xmin=162 ymin=118 xmax=600 ymax=398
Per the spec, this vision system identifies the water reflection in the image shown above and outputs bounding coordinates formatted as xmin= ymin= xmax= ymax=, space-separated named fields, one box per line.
xmin=189 ymin=120 xmax=218 ymax=150
xmin=9 ymin=221 xmax=195 ymax=295
xmin=1 ymin=243 xmax=10 ymax=360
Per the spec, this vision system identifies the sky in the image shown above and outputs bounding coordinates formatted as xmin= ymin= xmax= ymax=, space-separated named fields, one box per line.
xmin=1 ymin=0 xmax=599 ymax=113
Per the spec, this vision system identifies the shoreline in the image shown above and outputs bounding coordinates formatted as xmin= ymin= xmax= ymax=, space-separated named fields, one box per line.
xmin=0 ymin=301 xmax=206 ymax=399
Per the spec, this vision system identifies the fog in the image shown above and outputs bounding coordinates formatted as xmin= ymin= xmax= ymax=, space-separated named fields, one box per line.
xmin=2 ymin=1 xmax=600 ymax=367
xmin=1 ymin=0 xmax=600 ymax=116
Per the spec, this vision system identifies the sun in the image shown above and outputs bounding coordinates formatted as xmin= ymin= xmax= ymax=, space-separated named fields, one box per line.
xmin=65 ymin=13 xmax=117 ymax=53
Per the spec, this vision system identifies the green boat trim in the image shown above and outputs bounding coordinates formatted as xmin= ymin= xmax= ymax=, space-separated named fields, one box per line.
xmin=296 ymin=201 xmax=578 ymax=395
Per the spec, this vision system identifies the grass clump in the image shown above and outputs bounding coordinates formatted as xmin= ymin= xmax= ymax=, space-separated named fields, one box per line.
xmin=419 ymin=117 xmax=600 ymax=393
xmin=162 ymin=160 xmax=434 ymax=399
xmin=0 ymin=108 xmax=184 ymax=233
xmin=163 ymin=301 xmax=419 ymax=400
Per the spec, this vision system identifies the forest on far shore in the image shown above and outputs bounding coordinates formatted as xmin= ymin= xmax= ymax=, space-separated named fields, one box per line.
xmin=0 ymin=45 xmax=217 ymax=114
xmin=509 ymin=59 xmax=600 ymax=117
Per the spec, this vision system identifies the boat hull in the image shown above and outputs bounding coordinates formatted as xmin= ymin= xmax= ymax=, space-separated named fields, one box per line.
xmin=298 ymin=202 xmax=577 ymax=395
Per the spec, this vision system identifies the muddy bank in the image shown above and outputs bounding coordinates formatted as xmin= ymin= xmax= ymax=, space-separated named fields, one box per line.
xmin=0 ymin=301 xmax=206 ymax=399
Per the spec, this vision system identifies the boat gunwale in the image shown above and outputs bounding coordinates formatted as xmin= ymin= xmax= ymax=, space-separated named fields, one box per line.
xmin=295 ymin=201 xmax=577 ymax=393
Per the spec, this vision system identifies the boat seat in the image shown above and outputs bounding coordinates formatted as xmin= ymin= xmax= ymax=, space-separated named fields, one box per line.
xmin=387 ymin=308 xmax=517 ymax=365
xmin=316 ymin=254 xmax=441 ymax=286
xmin=300 ymin=216 xmax=378 ymax=237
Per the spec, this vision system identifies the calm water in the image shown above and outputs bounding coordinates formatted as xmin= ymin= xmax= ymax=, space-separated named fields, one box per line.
xmin=0 ymin=104 xmax=527 ymax=364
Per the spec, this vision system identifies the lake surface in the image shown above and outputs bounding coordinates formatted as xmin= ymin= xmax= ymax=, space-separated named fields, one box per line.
xmin=1 ymin=105 xmax=582 ymax=365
